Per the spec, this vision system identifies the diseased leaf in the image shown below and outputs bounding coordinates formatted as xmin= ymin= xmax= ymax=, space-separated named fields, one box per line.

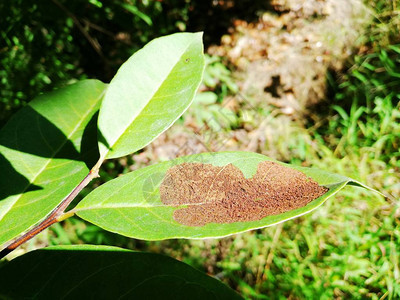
xmin=75 ymin=152 xmax=379 ymax=240
xmin=98 ymin=32 xmax=205 ymax=160
xmin=160 ymin=161 xmax=328 ymax=226
xmin=0 ymin=80 xmax=106 ymax=248
xmin=0 ymin=245 xmax=241 ymax=299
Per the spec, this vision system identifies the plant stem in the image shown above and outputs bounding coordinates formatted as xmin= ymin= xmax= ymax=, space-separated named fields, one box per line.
xmin=0 ymin=161 xmax=102 ymax=260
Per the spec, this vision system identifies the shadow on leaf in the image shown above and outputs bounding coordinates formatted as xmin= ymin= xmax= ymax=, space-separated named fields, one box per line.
xmin=1 ymin=106 xmax=81 ymax=160
xmin=0 ymin=153 xmax=42 ymax=201
xmin=80 ymin=111 xmax=100 ymax=169
xmin=0 ymin=105 xmax=100 ymax=200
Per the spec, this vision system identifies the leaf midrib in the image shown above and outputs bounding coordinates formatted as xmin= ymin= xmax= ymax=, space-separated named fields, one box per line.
xmin=73 ymin=180 xmax=348 ymax=214
xmin=103 ymin=37 xmax=197 ymax=159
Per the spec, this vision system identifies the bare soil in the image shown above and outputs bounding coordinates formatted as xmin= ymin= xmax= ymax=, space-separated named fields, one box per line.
xmin=209 ymin=0 xmax=369 ymax=112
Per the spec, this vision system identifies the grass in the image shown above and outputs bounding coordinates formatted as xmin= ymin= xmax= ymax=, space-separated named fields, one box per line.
xmin=322 ymin=45 xmax=400 ymax=168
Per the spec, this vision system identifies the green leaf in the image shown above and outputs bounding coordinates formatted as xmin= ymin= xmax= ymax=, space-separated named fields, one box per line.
xmin=0 ymin=80 xmax=106 ymax=248
xmin=119 ymin=3 xmax=153 ymax=25
xmin=0 ymin=245 xmax=241 ymax=299
xmin=195 ymin=92 xmax=218 ymax=105
xmin=75 ymin=152 xmax=380 ymax=240
xmin=98 ymin=32 xmax=205 ymax=160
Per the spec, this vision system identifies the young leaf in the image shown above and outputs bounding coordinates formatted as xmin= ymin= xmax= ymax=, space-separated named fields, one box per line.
xmin=0 ymin=80 xmax=106 ymax=248
xmin=0 ymin=245 xmax=241 ymax=299
xmin=98 ymin=32 xmax=205 ymax=160
xmin=75 ymin=152 xmax=380 ymax=240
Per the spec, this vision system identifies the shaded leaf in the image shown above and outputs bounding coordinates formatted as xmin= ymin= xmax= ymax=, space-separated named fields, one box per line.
xmin=98 ymin=32 xmax=205 ymax=159
xmin=75 ymin=152 xmax=379 ymax=240
xmin=0 ymin=245 xmax=241 ymax=299
xmin=0 ymin=80 xmax=106 ymax=248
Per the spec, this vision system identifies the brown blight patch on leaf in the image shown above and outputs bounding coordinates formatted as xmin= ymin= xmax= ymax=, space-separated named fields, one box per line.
xmin=159 ymin=161 xmax=328 ymax=226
